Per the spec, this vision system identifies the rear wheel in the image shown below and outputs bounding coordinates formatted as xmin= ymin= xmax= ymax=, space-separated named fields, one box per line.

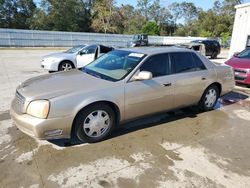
xmin=74 ymin=103 xmax=115 ymax=143
xmin=199 ymin=85 xmax=219 ymax=111
xmin=59 ymin=61 xmax=74 ymax=71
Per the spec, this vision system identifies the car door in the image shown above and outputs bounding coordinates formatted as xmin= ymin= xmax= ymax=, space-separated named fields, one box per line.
xmin=124 ymin=53 xmax=174 ymax=120
xmin=76 ymin=45 xmax=97 ymax=68
xmin=169 ymin=52 xmax=208 ymax=109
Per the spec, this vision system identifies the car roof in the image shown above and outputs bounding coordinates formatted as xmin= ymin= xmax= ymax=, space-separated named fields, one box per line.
xmin=119 ymin=46 xmax=194 ymax=55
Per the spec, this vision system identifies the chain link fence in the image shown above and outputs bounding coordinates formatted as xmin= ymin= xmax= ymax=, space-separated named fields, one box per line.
xmin=0 ymin=28 xmax=206 ymax=48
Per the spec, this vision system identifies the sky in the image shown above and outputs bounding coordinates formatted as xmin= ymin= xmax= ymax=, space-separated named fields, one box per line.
xmin=34 ymin=0 xmax=250 ymax=10
xmin=116 ymin=0 xmax=250 ymax=10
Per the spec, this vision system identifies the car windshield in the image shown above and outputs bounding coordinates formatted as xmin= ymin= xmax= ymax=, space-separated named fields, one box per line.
xmin=236 ymin=48 xmax=250 ymax=58
xmin=133 ymin=35 xmax=140 ymax=41
xmin=83 ymin=50 xmax=146 ymax=82
xmin=65 ymin=45 xmax=86 ymax=53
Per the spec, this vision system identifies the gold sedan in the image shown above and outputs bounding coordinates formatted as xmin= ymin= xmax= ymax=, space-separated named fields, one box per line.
xmin=10 ymin=47 xmax=235 ymax=143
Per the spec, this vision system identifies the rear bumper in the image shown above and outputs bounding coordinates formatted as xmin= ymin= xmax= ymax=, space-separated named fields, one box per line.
xmin=10 ymin=108 xmax=74 ymax=140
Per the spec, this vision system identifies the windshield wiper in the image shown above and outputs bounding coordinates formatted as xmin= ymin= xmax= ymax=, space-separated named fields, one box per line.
xmin=82 ymin=68 xmax=115 ymax=82
xmin=83 ymin=69 xmax=101 ymax=79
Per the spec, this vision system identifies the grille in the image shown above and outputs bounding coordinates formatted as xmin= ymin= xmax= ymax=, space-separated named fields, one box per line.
xmin=16 ymin=91 xmax=25 ymax=103
xmin=13 ymin=91 xmax=26 ymax=113
xmin=235 ymin=76 xmax=246 ymax=81
xmin=235 ymin=69 xmax=247 ymax=74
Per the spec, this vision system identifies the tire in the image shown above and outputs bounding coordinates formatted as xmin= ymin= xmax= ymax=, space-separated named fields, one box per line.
xmin=74 ymin=103 xmax=115 ymax=143
xmin=58 ymin=61 xmax=74 ymax=71
xmin=211 ymin=51 xmax=218 ymax=59
xmin=199 ymin=85 xmax=219 ymax=111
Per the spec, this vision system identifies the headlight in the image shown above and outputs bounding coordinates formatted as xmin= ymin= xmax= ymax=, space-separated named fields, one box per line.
xmin=27 ymin=100 xmax=50 ymax=119
xmin=44 ymin=57 xmax=59 ymax=63
xmin=130 ymin=42 xmax=136 ymax=47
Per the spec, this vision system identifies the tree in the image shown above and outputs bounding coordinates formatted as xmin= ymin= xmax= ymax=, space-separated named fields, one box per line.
xmin=137 ymin=0 xmax=152 ymax=21
xmin=115 ymin=4 xmax=145 ymax=34
xmin=91 ymin=0 xmax=117 ymax=33
xmin=30 ymin=0 xmax=91 ymax=32
xmin=148 ymin=0 xmax=160 ymax=23
xmin=141 ymin=21 xmax=159 ymax=35
xmin=0 ymin=0 xmax=36 ymax=29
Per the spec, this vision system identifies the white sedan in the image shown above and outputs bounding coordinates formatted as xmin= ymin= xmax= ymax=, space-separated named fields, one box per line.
xmin=41 ymin=44 xmax=114 ymax=72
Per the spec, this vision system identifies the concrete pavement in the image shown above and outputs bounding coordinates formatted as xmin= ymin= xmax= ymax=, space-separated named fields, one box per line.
xmin=0 ymin=49 xmax=250 ymax=188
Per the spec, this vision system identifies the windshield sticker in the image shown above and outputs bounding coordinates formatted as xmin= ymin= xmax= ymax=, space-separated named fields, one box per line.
xmin=128 ymin=53 xmax=144 ymax=58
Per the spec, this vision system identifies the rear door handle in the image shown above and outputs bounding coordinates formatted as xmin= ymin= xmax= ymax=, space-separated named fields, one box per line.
xmin=201 ymin=77 xmax=206 ymax=80
xmin=163 ymin=83 xmax=172 ymax=87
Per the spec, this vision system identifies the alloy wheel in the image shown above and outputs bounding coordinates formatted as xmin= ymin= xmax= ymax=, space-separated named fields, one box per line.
xmin=61 ymin=63 xmax=73 ymax=71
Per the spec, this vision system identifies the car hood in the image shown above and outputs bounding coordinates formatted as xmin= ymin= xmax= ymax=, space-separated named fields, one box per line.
xmin=226 ymin=57 xmax=250 ymax=69
xmin=43 ymin=52 xmax=76 ymax=60
xmin=17 ymin=70 xmax=113 ymax=100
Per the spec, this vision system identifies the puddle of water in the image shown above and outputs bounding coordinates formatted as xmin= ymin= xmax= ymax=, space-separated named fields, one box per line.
xmin=215 ymin=91 xmax=249 ymax=109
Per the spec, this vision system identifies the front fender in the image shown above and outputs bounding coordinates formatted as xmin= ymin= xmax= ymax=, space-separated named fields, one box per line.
xmin=73 ymin=95 xmax=124 ymax=121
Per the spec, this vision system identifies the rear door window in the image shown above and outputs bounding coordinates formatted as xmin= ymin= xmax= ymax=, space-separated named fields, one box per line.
xmin=192 ymin=53 xmax=206 ymax=70
xmin=170 ymin=52 xmax=197 ymax=73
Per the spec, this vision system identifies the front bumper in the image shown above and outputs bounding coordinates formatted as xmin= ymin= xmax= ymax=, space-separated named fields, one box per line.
xmin=235 ymin=75 xmax=250 ymax=85
xmin=41 ymin=60 xmax=59 ymax=71
xmin=234 ymin=70 xmax=250 ymax=85
xmin=10 ymin=108 xmax=74 ymax=140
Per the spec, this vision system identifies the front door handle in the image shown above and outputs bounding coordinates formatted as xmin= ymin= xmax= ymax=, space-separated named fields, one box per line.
xmin=163 ymin=83 xmax=172 ymax=87
xmin=201 ymin=77 xmax=207 ymax=80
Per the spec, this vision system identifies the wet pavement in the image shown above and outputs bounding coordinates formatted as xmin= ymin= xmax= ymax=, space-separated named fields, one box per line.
xmin=1 ymin=50 xmax=250 ymax=188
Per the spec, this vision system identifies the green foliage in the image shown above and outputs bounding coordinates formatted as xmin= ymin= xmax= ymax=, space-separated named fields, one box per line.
xmin=141 ymin=21 xmax=159 ymax=35
xmin=29 ymin=0 xmax=91 ymax=32
xmin=0 ymin=0 xmax=243 ymax=38
xmin=91 ymin=0 xmax=117 ymax=33
xmin=0 ymin=0 xmax=36 ymax=29
xmin=220 ymin=32 xmax=231 ymax=46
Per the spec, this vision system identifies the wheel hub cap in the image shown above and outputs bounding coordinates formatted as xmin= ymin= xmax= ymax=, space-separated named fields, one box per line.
xmin=62 ymin=63 xmax=72 ymax=71
xmin=83 ymin=110 xmax=110 ymax=138
xmin=205 ymin=89 xmax=217 ymax=108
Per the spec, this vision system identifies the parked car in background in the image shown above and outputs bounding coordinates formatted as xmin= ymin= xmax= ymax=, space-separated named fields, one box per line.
xmin=128 ymin=34 xmax=149 ymax=47
xmin=192 ymin=39 xmax=221 ymax=59
xmin=225 ymin=48 xmax=250 ymax=86
xmin=175 ymin=42 xmax=206 ymax=56
xmin=11 ymin=47 xmax=234 ymax=143
xmin=41 ymin=44 xmax=114 ymax=72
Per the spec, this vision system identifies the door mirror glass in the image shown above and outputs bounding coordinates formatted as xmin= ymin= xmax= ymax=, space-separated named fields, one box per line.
xmin=78 ymin=51 xmax=85 ymax=56
xmin=132 ymin=71 xmax=152 ymax=81
xmin=233 ymin=52 xmax=239 ymax=57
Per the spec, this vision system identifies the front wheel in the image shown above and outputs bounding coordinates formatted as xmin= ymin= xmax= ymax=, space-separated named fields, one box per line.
xmin=74 ymin=104 xmax=115 ymax=143
xmin=199 ymin=85 xmax=219 ymax=111
xmin=59 ymin=61 xmax=74 ymax=71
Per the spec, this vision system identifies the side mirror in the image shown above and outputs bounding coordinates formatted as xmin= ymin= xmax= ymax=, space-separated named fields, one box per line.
xmin=78 ymin=51 xmax=84 ymax=56
xmin=233 ymin=52 xmax=239 ymax=57
xmin=132 ymin=71 xmax=153 ymax=81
